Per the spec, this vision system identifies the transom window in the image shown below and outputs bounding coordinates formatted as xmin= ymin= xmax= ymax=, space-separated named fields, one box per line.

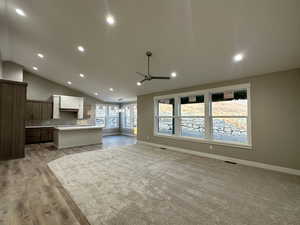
xmin=154 ymin=84 xmax=251 ymax=147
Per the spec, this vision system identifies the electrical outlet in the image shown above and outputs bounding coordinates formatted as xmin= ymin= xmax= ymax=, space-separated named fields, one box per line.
xmin=209 ymin=145 xmax=213 ymax=150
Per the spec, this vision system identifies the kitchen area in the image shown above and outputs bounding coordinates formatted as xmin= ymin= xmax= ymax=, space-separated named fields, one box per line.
xmin=25 ymin=95 xmax=103 ymax=149
xmin=0 ymin=62 xmax=134 ymax=161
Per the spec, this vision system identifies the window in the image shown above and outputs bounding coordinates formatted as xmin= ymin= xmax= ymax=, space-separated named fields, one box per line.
xmin=133 ymin=104 xmax=137 ymax=128
xmin=211 ymin=90 xmax=248 ymax=144
xmin=155 ymin=98 xmax=175 ymax=135
xmin=125 ymin=106 xmax=131 ymax=128
xmin=180 ymin=95 xmax=205 ymax=138
xmin=108 ymin=105 xmax=120 ymax=128
xmin=154 ymin=84 xmax=251 ymax=147
xmin=95 ymin=104 xmax=107 ymax=127
xmin=121 ymin=103 xmax=137 ymax=129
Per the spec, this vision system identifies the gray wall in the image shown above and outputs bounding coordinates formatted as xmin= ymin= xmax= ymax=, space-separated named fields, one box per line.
xmin=24 ymin=70 xmax=100 ymax=103
xmin=2 ymin=61 xmax=23 ymax=82
xmin=23 ymin=71 xmax=121 ymax=134
xmin=137 ymin=69 xmax=300 ymax=170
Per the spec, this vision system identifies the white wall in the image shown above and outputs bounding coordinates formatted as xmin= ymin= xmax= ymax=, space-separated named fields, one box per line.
xmin=2 ymin=61 xmax=23 ymax=82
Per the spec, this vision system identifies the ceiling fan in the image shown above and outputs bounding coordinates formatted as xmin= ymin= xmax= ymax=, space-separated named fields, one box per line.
xmin=136 ymin=50 xmax=176 ymax=85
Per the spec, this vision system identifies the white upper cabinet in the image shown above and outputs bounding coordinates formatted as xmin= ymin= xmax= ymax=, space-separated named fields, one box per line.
xmin=77 ymin=98 xmax=84 ymax=119
xmin=53 ymin=95 xmax=60 ymax=119
xmin=53 ymin=95 xmax=84 ymax=119
xmin=60 ymin=96 xmax=82 ymax=109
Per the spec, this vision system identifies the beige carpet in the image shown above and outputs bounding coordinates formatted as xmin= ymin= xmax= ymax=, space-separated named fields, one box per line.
xmin=48 ymin=144 xmax=300 ymax=225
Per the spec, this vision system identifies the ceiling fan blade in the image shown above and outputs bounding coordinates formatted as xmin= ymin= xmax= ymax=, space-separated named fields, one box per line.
xmin=151 ymin=76 xmax=170 ymax=80
xmin=136 ymin=72 xmax=147 ymax=77
xmin=139 ymin=78 xmax=147 ymax=83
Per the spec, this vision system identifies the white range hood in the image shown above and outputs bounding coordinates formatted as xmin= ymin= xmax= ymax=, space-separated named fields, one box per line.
xmin=53 ymin=95 xmax=84 ymax=119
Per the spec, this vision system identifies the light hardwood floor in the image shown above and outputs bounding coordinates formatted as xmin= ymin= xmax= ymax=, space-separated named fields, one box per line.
xmin=0 ymin=135 xmax=136 ymax=225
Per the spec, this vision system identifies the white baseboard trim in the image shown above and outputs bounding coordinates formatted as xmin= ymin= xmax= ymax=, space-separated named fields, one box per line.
xmin=137 ymin=141 xmax=300 ymax=176
xmin=121 ymin=133 xmax=136 ymax=137
xmin=103 ymin=132 xmax=121 ymax=137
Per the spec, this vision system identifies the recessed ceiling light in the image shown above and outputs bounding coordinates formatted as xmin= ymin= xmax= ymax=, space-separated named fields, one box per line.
xmin=109 ymin=88 xmax=114 ymax=92
xmin=94 ymin=92 xmax=98 ymax=96
xmin=15 ymin=8 xmax=26 ymax=17
xmin=67 ymin=81 xmax=72 ymax=85
xmin=233 ymin=53 xmax=244 ymax=62
xmin=137 ymin=82 xmax=142 ymax=86
xmin=37 ymin=53 xmax=44 ymax=59
xmin=171 ymin=72 xmax=177 ymax=78
xmin=77 ymin=46 xmax=85 ymax=52
xmin=79 ymin=73 xmax=85 ymax=78
xmin=33 ymin=66 xmax=38 ymax=71
xmin=106 ymin=15 xmax=115 ymax=25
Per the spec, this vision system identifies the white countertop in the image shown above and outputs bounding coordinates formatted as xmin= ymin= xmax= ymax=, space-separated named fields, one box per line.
xmin=26 ymin=125 xmax=54 ymax=128
xmin=54 ymin=125 xmax=104 ymax=131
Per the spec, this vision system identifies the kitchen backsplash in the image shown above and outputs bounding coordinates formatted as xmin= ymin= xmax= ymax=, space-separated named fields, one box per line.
xmin=25 ymin=118 xmax=95 ymax=127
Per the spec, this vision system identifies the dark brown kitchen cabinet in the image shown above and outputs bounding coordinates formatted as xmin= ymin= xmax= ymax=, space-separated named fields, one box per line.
xmin=26 ymin=127 xmax=53 ymax=144
xmin=0 ymin=79 xmax=27 ymax=160
xmin=41 ymin=102 xmax=52 ymax=120
xmin=40 ymin=127 xmax=53 ymax=142
xmin=26 ymin=100 xmax=52 ymax=121
xmin=26 ymin=128 xmax=42 ymax=144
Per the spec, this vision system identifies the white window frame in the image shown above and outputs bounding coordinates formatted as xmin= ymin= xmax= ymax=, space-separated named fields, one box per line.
xmin=153 ymin=83 xmax=252 ymax=149
xmin=121 ymin=103 xmax=137 ymax=129
xmin=178 ymin=94 xmax=206 ymax=139
xmin=107 ymin=104 xmax=120 ymax=128
xmin=125 ymin=105 xmax=133 ymax=129
xmin=154 ymin=98 xmax=176 ymax=135
xmin=95 ymin=104 xmax=107 ymax=127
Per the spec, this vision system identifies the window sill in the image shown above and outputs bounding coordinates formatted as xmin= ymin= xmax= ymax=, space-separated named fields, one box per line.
xmin=153 ymin=133 xmax=252 ymax=150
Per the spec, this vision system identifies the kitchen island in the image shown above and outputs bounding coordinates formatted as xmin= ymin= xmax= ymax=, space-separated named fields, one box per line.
xmin=53 ymin=126 xmax=103 ymax=149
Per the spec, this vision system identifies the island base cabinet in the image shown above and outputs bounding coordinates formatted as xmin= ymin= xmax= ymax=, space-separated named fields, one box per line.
xmin=54 ymin=127 xmax=102 ymax=149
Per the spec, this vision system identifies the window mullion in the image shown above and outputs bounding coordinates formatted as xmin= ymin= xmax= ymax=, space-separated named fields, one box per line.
xmin=205 ymin=92 xmax=212 ymax=140
xmin=174 ymin=97 xmax=180 ymax=136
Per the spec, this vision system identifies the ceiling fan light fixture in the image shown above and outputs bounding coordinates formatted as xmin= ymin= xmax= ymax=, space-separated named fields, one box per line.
xmin=137 ymin=82 xmax=142 ymax=86
xmin=171 ymin=72 xmax=177 ymax=78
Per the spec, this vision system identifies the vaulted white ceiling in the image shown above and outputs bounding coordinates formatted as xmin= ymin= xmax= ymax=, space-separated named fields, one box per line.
xmin=1 ymin=0 xmax=300 ymax=102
